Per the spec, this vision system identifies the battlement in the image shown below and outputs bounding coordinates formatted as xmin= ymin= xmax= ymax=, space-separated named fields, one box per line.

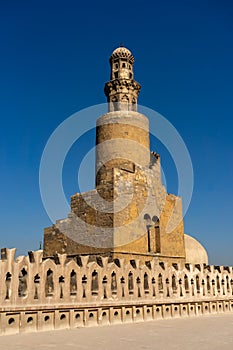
xmin=0 ymin=248 xmax=232 ymax=335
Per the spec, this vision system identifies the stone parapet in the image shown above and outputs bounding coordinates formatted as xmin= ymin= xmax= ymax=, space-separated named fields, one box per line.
xmin=0 ymin=248 xmax=232 ymax=335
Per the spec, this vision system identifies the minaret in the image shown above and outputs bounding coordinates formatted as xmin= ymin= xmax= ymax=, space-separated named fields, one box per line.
xmin=44 ymin=45 xmax=189 ymax=266
xmin=104 ymin=46 xmax=141 ymax=112
xmin=96 ymin=46 xmax=150 ymax=187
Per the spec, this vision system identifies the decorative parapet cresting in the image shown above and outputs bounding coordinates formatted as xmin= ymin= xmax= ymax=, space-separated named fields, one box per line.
xmin=0 ymin=248 xmax=233 ymax=335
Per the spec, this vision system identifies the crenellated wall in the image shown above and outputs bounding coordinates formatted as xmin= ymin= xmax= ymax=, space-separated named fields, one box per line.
xmin=0 ymin=248 xmax=232 ymax=335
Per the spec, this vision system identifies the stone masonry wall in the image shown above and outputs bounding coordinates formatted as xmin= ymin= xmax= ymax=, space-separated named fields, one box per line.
xmin=0 ymin=248 xmax=233 ymax=335
xmin=44 ymin=154 xmax=186 ymax=264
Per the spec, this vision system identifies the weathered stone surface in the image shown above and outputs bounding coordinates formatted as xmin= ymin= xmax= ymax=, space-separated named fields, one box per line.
xmin=43 ymin=45 xmax=204 ymax=266
xmin=0 ymin=249 xmax=232 ymax=335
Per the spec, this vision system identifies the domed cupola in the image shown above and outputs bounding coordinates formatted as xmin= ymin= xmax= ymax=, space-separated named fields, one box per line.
xmin=110 ymin=46 xmax=134 ymax=80
xmin=104 ymin=46 xmax=141 ymax=112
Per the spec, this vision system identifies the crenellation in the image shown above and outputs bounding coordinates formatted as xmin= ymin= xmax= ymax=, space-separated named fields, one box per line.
xmin=1 ymin=248 xmax=232 ymax=314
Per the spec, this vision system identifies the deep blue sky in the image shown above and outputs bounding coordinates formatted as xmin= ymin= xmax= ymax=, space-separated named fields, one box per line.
xmin=0 ymin=1 xmax=233 ymax=265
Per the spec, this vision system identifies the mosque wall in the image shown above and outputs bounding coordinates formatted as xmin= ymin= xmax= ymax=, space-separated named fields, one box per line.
xmin=0 ymin=248 xmax=232 ymax=335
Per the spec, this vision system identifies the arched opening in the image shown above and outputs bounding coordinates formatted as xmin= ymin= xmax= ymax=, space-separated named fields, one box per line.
xmin=70 ymin=270 xmax=77 ymax=296
xmin=45 ymin=269 xmax=54 ymax=297
xmin=184 ymin=275 xmax=189 ymax=292
xmin=102 ymin=275 xmax=107 ymax=299
xmin=120 ymin=276 xmax=125 ymax=297
xmin=136 ymin=276 xmax=141 ymax=297
xmin=216 ymin=276 xmax=221 ymax=293
xmin=59 ymin=276 xmax=65 ymax=298
xmin=27 ymin=317 xmax=33 ymax=324
xmin=8 ymin=318 xmax=15 ymax=325
xmin=196 ymin=275 xmax=200 ymax=293
xmin=226 ymin=276 xmax=230 ymax=292
xmin=172 ymin=274 xmax=177 ymax=293
xmin=82 ymin=275 xmax=87 ymax=298
xmin=5 ymin=272 xmax=12 ymax=300
xmin=44 ymin=315 xmax=50 ymax=322
xmin=91 ymin=270 xmax=99 ymax=295
xmin=144 ymin=273 xmax=149 ymax=293
xmin=152 ymin=277 xmax=156 ymax=297
xmin=128 ymin=272 xmax=134 ymax=294
xmin=158 ymin=273 xmax=163 ymax=293
xmin=111 ymin=272 xmax=117 ymax=294
xmin=34 ymin=274 xmax=40 ymax=299
xmin=18 ymin=268 xmax=28 ymax=297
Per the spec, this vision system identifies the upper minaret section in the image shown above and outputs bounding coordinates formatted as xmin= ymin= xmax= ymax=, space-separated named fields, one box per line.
xmin=104 ymin=46 xmax=141 ymax=112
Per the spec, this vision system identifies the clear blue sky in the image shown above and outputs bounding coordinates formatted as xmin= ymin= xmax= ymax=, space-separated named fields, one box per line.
xmin=0 ymin=1 xmax=233 ymax=265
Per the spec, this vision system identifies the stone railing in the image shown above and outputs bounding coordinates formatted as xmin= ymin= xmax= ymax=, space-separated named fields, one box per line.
xmin=0 ymin=248 xmax=233 ymax=335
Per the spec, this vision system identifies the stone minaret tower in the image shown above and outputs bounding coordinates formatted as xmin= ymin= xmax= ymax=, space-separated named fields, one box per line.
xmin=96 ymin=46 xmax=150 ymax=188
xmin=44 ymin=46 xmax=187 ymax=266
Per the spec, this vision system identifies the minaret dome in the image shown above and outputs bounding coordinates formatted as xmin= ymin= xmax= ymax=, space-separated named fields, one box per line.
xmin=110 ymin=46 xmax=134 ymax=80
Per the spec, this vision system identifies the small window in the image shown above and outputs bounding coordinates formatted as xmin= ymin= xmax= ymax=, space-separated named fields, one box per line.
xmin=8 ymin=318 xmax=15 ymax=325
xmin=114 ymin=72 xmax=118 ymax=78
xmin=27 ymin=317 xmax=33 ymax=324
xmin=122 ymin=63 xmax=126 ymax=68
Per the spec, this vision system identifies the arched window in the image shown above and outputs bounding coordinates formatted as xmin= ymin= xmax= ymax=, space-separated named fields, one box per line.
xmin=34 ymin=274 xmax=40 ymax=299
xmin=91 ymin=270 xmax=99 ymax=295
xmin=217 ymin=276 xmax=220 ymax=292
xmin=5 ymin=272 xmax=12 ymax=300
xmin=82 ymin=275 xmax=87 ymax=298
xmin=45 ymin=269 xmax=54 ymax=297
xmin=121 ymin=276 xmax=125 ymax=297
xmin=172 ymin=275 xmax=177 ymax=293
xmin=158 ymin=274 xmax=163 ymax=292
xmin=144 ymin=273 xmax=149 ymax=292
xmin=184 ymin=275 xmax=189 ymax=292
xmin=70 ymin=270 xmax=77 ymax=295
xmin=102 ymin=275 xmax=107 ymax=299
xmin=196 ymin=275 xmax=200 ymax=293
xmin=111 ymin=272 xmax=117 ymax=293
xmin=59 ymin=275 xmax=65 ymax=299
xmin=18 ymin=268 xmax=28 ymax=297
xmin=128 ymin=272 xmax=134 ymax=294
